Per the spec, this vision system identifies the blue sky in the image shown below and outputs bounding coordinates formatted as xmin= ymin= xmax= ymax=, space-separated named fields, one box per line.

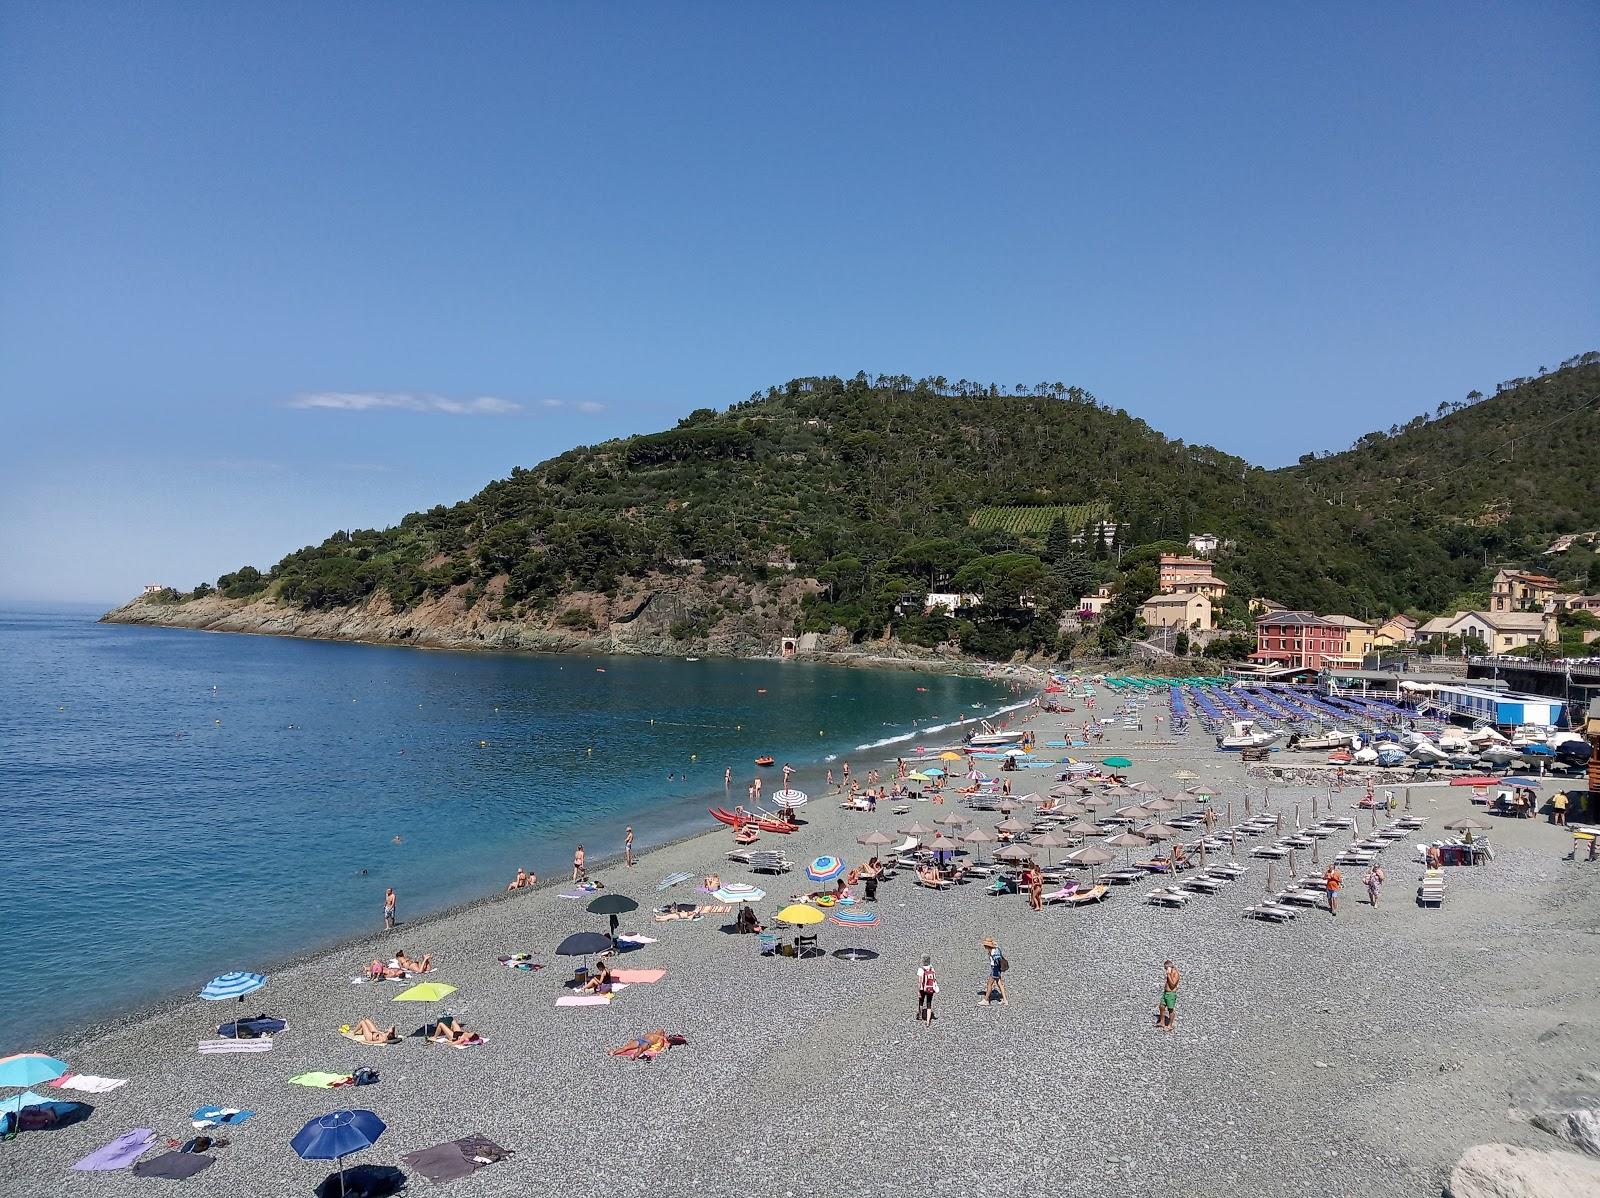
xmin=2 ymin=3 xmax=1596 ymax=603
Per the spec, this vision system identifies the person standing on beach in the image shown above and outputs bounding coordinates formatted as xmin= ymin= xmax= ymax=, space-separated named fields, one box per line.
xmin=1324 ymin=865 xmax=1342 ymax=916
xmin=1364 ymin=864 xmax=1384 ymax=908
xmin=383 ymin=887 xmax=396 ymax=930
xmin=624 ymin=826 xmax=634 ymax=868
xmin=573 ymin=844 xmax=586 ymax=882
xmin=916 ymin=955 xmax=937 ymax=1024
xmin=1552 ymin=792 xmax=1568 ymax=827
xmin=1156 ymin=960 xmax=1180 ymax=1031
xmin=980 ymin=938 xmax=1007 ymax=1006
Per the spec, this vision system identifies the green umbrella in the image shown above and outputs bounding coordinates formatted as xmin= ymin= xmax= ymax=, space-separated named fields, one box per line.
xmin=1102 ymin=757 xmax=1132 ymax=769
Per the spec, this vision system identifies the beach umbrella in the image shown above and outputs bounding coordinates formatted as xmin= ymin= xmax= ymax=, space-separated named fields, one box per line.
xmin=1171 ymin=770 xmax=1198 ymax=782
xmin=939 ymin=751 xmax=964 ymax=761
xmin=1102 ymin=757 xmax=1132 ymax=769
xmin=828 ymin=908 xmax=878 ymax=928
xmin=1104 ymin=831 xmax=1149 ymax=865
xmin=0 ymin=1090 xmax=53 ymax=1118
xmin=997 ymin=800 xmax=1019 ymax=814
xmin=714 ymin=883 xmax=765 ymax=903
xmin=775 ymin=904 xmax=824 ymax=926
xmin=926 ymin=835 xmax=962 ymax=858
xmin=1032 ymin=829 xmax=1072 ymax=864
xmin=200 ymin=971 xmax=266 ymax=1003
xmin=1116 ymin=805 xmax=1152 ymax=822
xmin=1127 ymin=781 xmax=1158 ymax=793
xmin=961 ymin=826 xmax=995 ymax=862
xmin=925 ymin=768 xmax=946 ymax=777
xmin=1062 ymin=818 xmax=1102 ymax=836
xmin=1142 ymin=822 xmax=1181 ymax=842
xmin=0 ymin=1054 xmax=67 ymax=1090
xmin=586 ymin=892 xmax=639 ymax=938
xmin=1143 ymin=797 xmax=1178 ymax=813
xmin=1079 ymin=794 xmax=1111 ymax=812
xmin=1287 ymin=849 xmax=1299 ymax=878
xmin=935 ymin=812 xmax=969 ymax=828
xmin=996 ymin=817 xmax=1028 ymax=834
xmin=555 ymin=932 xmax=613 ymax=961
xmin=1067 ymin=844 xmax=1114 ymax=881
xmin=856 ymin=830 xmax=894 ymax=847
xmin=1047 ymin=801 xmax=1087 ymax=818
xmin=1188 ymin=785 xmax=1218 ymax=798
xmin=806 ymin=856 xmax=846 ymax=883
xmin=995 ymin=843 xmax=1035 ymax=863
xmin=904 ymin=771 xmax=932 ymax=783
xmin=898 ymin=820 xmax=938 ymax=838
xmin=291 ymin=1109 xmax=386 ymax=1198
xmin=771 ymin=789 xmax=809 ymax=807
xmin=391 ymin=981 xmax=457 ymax=1002
xmin=1445 ymin=817 xmax=1493 ymax=832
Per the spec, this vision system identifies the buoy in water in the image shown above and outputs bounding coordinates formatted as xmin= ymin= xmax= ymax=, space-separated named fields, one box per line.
xmin=479 ymin=740 xmax=488 ymax=747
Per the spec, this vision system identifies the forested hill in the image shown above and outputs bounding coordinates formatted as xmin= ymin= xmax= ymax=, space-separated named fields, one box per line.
xmin=111 ymin=359 xmax=1600 ymax=660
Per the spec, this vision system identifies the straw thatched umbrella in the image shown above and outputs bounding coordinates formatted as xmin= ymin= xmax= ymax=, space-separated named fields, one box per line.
xmin=1127 ymin=781 xmax=1158 ymax=794
xmin=1047 ymin=801 xmax=1087 ymax=818
xmin=898 ymin=820 xmax=938 ymax=840
xmin=935 ymin=812 xmax=968 ymax=829
xmin=856 ymin=829 xmax=895 ymax=847
xmin=1079 ymin=795 xmax=1112 ymax=814
xmin=995 ymin=817 xmax=1029 ymax=836
xmin=1143 ymin=797 xmax=1179 ymax=814
xmin=994 ymin=843 xmax=1036 ymax=867
xmin=1142 ymin=822 xmax=1181 ymax=842
xmin=1116 ymin=804 xmax=1152 ymax=822
xmin=1063 ymin=818 xmax=1103 ymax=837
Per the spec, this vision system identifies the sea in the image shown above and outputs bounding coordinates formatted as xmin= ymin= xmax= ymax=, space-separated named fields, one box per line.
xmin=0 ymin=603 xmax=1022 ymax=1049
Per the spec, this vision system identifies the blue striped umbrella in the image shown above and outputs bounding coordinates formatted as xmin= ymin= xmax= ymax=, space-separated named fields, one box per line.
xmin=828 ymin=908 xmax=878 ymax=927
xmin=806 ymin=855 xmax=845 ymax=882
xmin=200 ymin=971 xmax=266 ymax=1001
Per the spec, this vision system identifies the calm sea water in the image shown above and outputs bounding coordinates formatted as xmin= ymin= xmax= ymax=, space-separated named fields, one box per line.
xmin=0 ymin=604 xmax=1014 ymax=1048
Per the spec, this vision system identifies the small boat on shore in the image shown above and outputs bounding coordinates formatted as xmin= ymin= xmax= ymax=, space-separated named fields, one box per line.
xmin=754 ymin=756 xmax=775 ymax=767
xmin=709 ymin=806 xmax=797 ymax=833
xmin=1215 ymin=720 xmax=1284 ymax=751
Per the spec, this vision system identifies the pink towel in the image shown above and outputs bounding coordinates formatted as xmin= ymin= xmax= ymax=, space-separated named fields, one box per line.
xmin=610 ymin=969 xmax=665 ymax=984
xmin=556 ymin=995 xmax=612 ymax=1006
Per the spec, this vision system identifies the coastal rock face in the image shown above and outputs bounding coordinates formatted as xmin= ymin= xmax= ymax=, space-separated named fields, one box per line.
xmin=101 ymin=572 xmax=847 ymax=661
xmin=1447 ymin=1143 xmax=1600 ymax=1197
xmin=1514 ymin=1071 xmax=1600 ymax=1157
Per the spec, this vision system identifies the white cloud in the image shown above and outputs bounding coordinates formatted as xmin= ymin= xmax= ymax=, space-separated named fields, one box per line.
xmin=288 ymin=391 xmax=522 ymax=416
xmin=540 ymin=398 xmax=563 ymax=409
xmin=575 ymin=401 xmax=606 ymax=414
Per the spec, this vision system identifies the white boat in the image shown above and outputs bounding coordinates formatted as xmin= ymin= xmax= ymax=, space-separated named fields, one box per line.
xmin=966 ymin=731 xmax=1025 ymax=749
xmin=1407 ymin=740 xmax=1449 ymax=762
xmin=1287 ymin=729 xmax=1360 ymax=752
xmin=1352 ymin=746 xmax=1379 ymax=764
xmin=1215 ymin=720 xmax=1285 ymax=751
xmin=1479 ymin=745 xmax=1518 ymax=765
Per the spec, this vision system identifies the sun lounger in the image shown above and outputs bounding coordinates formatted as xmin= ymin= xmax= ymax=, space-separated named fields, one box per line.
xmin=1176 ymin=875 xmax=1224 ymax=895
xmin=1058 ymin=883 xmax=1109 ymax=906
xmin=1274 ymin=889 xmax=1324 ymax=907
xmin=1241 ymin=903 xmax=1296 ymax=922
xmin=917 ymin=873 xmax=955 ymax=890
xmin=1145 ymin=887 xmax=1189 ymax=908
xmin=1102 ymin=868 xmax=1146 ymax=886
xmin=1205 ymin=862 xmax=1248 ymax=879
xmin=1249 ymin=844 xmax=1289 ymax=859
xmin=1336 ymin=849 xmax=1376 ymax=865
xmin=1041 ymin=883 xmax=1081 ymax=904
xmin=1418 ymin=868 xmax=1445 ymax=907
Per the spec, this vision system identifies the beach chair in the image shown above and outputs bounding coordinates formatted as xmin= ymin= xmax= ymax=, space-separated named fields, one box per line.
xmin=794 ymin=933 xmax=823 ymax=959
xmin=1145 ymin=887 xmax=1188 ymax=908
xmin=1417 ymin=868 xmax=1445 ymax=908
xmin=1241 ymin=903 xmax=1296 ymax=922
xmin=1177 ymin=875 xmax=1224 ymax=895
xmin=757 ymin=932 xmax=778 ymax=957
xmin=1274 ymin=889 xmax=1324 ymax=908
xmin=1058 ymin=883 xmax=1109 ymax=906
xmin=1041 ymin=883 xmax=1081 ymax=904
xmin=1101 ymin=868 xmax=1146 ymax=886
xmin=1205 ymin=862 xmax=1248 ymax=879
xmin=985 ymin=876 xmax=1018 ymax=896
xmin=1249 ymin=844 xmax=1288 ymax=860
xmin=1335 ymin=849 xmax=1376 ymax=866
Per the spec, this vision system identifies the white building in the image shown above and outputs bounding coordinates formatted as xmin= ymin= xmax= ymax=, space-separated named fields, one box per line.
xmin=924 ymin=592 xmax=982 ymax=615
xmin=1187 ymin=532 xmax=1220 ymax=556
xmin=142 ymin=583 xmax=168 ymax=596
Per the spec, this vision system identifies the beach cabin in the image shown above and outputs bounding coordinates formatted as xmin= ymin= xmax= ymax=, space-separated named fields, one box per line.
xmin=1427 ymin=685 xmax=1564 ymax=730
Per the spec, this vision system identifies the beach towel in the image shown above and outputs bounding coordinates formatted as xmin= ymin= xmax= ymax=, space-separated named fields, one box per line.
xmin=50 ymin=1073 xmax=127 ymax=1094
xmin=73 ymin=1129 xmax=156 ymax=1170
xmin=341 ymin=1030 xmax=398 ymax=1046
xmin=198 ymin=1039 xmax=273 ymax=1054
xmin=497 ymin=954 xmax=543 ymax=971
xmin=556 ymin=995 xmax=612 ymax=1006
xmin=656 ymin=872 xmax=694 ymax=890
xmin=615 ymin=934 xmax=656 ymax=946
xmin=400 ymin=1134 xmax=509 ymax=1184
xmin=289 ymin=1072 xmax=353 ymax=1088
xmin=133 ymin=1151 xmax=215 ymax=1179
xmin=610 ymin=969 xmax=666 ymax=984
xmin=191 ymin=1107 xmax=254 ymax=1128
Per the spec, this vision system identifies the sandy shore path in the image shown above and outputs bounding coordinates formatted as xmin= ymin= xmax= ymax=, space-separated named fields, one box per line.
xmin=15 ymin=687 xmax=1600 ymax=1197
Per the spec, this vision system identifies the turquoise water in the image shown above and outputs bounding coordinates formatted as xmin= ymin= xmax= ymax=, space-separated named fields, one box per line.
xmin=0 ymin=604 xmax=1015 ymax=1048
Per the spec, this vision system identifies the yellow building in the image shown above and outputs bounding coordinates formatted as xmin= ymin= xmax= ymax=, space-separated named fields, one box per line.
xmin=1139 ymin=592 xmax=1214 ymax=631
xmin=1322 ymin=615 xmax=1375 ymax=665
xmin=1373 ymin=614 xmax=1418 ymax=647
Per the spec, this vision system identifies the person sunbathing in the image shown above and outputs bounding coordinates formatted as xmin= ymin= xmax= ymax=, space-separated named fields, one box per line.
xmin=919 ymin=866 xmax=945 ymax=887
xmin=704 ymin=873 xmax=720 ymax=891
xmin=581 ymin=962 xmax=615 ymax=993
xmin=367 ymin=959 xmax=407 ymax=980
xmin=1171 ymin=844 xmax=1189 ymax=870
xmin=394 ymin=950 xmax=431 ymax=973
xmin=350 ymin=1018 xmax=398 ymax=1044
xmin=430 ymin=1016 xmax=480 ymax=1046
xmin=506 ymin=868 xmax=535 ymax=891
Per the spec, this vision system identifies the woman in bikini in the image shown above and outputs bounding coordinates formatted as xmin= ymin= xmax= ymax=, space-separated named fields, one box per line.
xmin=350 ymin=1018 xmax=398 ymax=1044
xmin=430 ymin=1016 xmax=480 ymax=1045
xmin=394 ymin=950 xmax=431 ymax=973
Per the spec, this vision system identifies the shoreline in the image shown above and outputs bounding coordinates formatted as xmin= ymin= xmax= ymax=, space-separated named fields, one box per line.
xmin=21 ymin=684 xmax=1597 ymax=1196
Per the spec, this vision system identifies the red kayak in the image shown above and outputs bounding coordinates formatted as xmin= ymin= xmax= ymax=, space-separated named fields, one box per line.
xmin=709 ymin=806 xmax=798 ymax=833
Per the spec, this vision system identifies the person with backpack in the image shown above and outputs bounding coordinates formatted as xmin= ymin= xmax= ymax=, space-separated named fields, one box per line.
xmin=916 ymin=955 xmax=938 ymax=1024
xmin=980 ymin=937 xmax=1008 ymax=1006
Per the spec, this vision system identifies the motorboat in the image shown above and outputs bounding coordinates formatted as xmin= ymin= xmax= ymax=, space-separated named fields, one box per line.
xmin=1352 ymin=746 xmax=1379 ymax=765
xmin=1286 ymin=729 xmax=1360 ymax=752
xmin=1407 ymin=740 xmax=1449 ymax=762
xmin=966 ymin=731 xmax=1025 ymax=749
xmin=1215 ymin=720 xmax=1285 ymax=751
xmin=1479 ymin=745 xmax=1518 ymax=765
xmin=1374 ymin=746 xmax=1409 ymax=768
xmin=1446 ymin=753 xmax=1479 ymax=769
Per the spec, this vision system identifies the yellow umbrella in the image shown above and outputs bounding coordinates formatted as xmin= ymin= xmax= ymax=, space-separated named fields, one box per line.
xmin=392 ymin=982 xmax=457 ymax=1002
xmin=775 ymin=904 xmax=824 ymax=926
xmin=904 ymin=771 xmax=932 ymax=782
xmin=939 ymin=751 xmax=964 ymax=761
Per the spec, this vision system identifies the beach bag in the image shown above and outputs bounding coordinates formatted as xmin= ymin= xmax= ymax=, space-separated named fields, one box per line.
xmin=0 ymin=1111 xmax=16 ymax=1140
xmin=353 ymin=1067 xmax=380 ymax=1087
xmin=997 ymin=954 xmax=1010 ymax=974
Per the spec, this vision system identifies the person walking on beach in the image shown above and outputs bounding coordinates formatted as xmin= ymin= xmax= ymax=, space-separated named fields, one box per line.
xmin=573 ymin=844 xmax=586 ymax=882
xmin=1364 ymin=863 xmax=1385 ymax=908
xmin=916 ymin=955 xmax=937 ymax=1024
xmin=980 ymin=937 xmax=1008 ymax=1006
xmin=1552 ymin=791 xmax=1568 ymax=827
xmin=624 ymin=826 xmax=634 ymax=868
xmin=383 ymin=887 xmax=396 ymax=930
xmin=1156 ymin=960 xmax=1180 ymax=1031
xmin=1027 ymin=868 xmax=1043 ymax=912
xmin=1324 ymin=865 xmax=1342 ymax=916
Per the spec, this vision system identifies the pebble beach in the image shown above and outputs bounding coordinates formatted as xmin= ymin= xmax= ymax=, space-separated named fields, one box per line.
xmin=12 ymin=689 xmax=1600 ymax=1197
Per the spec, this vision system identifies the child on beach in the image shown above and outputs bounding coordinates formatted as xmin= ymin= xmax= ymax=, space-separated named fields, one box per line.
xmin=1156 ymin=960 xmax=1180 ymax=1031
xmin=916 ymin=956 xmax=937 ymax=1024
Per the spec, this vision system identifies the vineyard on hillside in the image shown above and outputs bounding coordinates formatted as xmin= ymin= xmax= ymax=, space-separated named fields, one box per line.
xmin=968 ymin=503 xmax=1111 ymax=538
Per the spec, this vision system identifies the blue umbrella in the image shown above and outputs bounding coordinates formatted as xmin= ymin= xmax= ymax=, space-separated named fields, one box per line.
xmin=0 ymin=1053 xmax=68 ymax=1088
xmin=292 ymin=1109 xmax=386 ymax=1197
xmin=805 ymin=855 xmax=845 ymax=882
xmin=200 ymin=971 xmax=266 ymax=1001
